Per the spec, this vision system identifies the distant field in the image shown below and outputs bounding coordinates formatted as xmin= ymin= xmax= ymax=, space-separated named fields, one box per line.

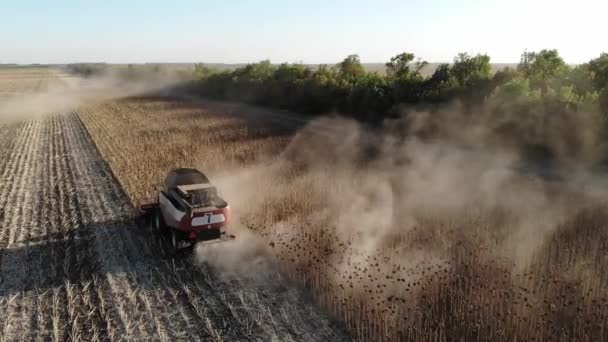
xmin=0 ymin=68 xmax=76 ymax=98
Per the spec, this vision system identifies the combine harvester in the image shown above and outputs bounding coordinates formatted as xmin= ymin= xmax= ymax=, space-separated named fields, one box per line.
xmin=136 ymin=168 xmax=234 ymax=255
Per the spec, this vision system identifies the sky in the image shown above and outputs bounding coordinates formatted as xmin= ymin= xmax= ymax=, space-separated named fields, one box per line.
xmin=1 ymin=0 xmax=606 ymax=64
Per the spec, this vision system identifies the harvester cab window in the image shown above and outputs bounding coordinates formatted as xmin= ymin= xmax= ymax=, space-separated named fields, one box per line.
xmin=190 ymin=187 xmax=219 ymax=207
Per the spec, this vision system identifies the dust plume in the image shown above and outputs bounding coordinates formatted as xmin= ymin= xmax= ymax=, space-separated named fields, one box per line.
xmin=0 ymin=69 xmax=180 ymax=122
xmin=193 ymin=228 xmax=275 ymax=278
xmin=196 ymin=97 xmax=608 ymax=339
xmin=213 ymin=101 xmax=606 ymax=264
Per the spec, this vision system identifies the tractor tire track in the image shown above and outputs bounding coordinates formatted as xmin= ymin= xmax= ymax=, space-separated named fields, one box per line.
xmin=0 ymin=120 xmax=37 ymax=245
xmin=0 ymin=118 xmax=44 ymax=341
xmin=65 ymin=112 xmax=161 ymax=340
xmin=0 ymin=122 xmax=24 ymax=180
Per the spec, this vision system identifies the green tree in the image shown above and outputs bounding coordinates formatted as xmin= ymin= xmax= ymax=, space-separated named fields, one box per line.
xmin=385 ymin=52 xmax=426 ymax=81
xmin=493 ymin=78 xmax=534 ymax=100
xmin=451 ymin=53 xmax=492 ymax=87
xmin=273 ymin=63 xmax=310 ymax=82
xmin=312 ymin=64 xmax=338 ymax=85
xmin=338 ymin=54 xmax=365 ymax=80
xmin=518 ymin=49 xmax=569 ymax=85
xmin=517 ymin=50 xmax=535 ymax=76
xmin=235 ymin=60 xmax=275 ymax=81
xmin=301 ymin=64 xmax=340 ymax=113
xmin=429 ymin=64 xmax=452 ymax=84
xmin=267 ymin=63 xmax=312 ymax=108
xmin=423 ymin=64 xmax=458 ymax=102
xmin=492 ymin=67 xmax=520 ymax=86
xmin=346 ymin=73 xmax=390 ymax=121
xmin=588 ymin=53 xmax=608 ymax=91
xmin=385 ymin=52 xmax=427 ymax=104
xmin=566 ymin=64 xmax=595 ymax=96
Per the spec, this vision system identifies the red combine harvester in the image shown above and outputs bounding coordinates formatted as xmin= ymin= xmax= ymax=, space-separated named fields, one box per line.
xmin=136 ymin=168 xmax=234 ymax=255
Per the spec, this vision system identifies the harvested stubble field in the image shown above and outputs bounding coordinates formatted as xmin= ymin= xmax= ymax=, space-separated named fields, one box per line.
xmin=79 ymin=93 xmax=608 ymax=341
xmin=0 ymin=71 xmax=348 ymax=341
xmin=0 ymin=68 xmax=74 ymax=98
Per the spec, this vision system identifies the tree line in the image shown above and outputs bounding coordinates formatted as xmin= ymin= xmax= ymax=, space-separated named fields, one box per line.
xmin=186 ymin=50 xmax=608 ymax=125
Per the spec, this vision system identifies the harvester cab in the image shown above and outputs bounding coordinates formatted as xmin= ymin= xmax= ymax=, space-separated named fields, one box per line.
xmin=136 ymin=168 xmax=234 ymax=255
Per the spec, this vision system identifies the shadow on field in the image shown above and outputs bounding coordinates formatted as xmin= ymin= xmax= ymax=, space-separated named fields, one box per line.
xmin=0 ymin=217 xmax=169 ymax=296
xmin=0 ymin=216 xmax=306 ymax=301
xmin=2 ymin=214 xmax=351 ymax=340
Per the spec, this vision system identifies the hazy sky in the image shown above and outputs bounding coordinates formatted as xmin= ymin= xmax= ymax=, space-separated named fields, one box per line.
xmin=2 ymin=0 xmax=605 ymax=64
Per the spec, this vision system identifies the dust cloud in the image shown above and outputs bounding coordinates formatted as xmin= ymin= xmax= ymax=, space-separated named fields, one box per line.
xmin=193 ymin=228 xmax=275 ymax=278
xmin=0 ymin=70 xmax=179 ymax=122
xmin=199 ymin=99 xmax=608 ymax=280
